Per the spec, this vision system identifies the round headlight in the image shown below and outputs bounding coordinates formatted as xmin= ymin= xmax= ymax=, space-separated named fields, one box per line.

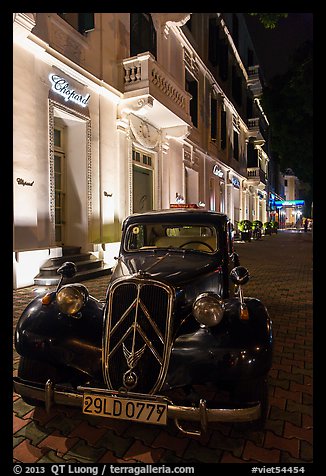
xmin=56 ymin=285 xmax=88 ymax=316
xmin=193 ymin=292 xmax=224 ymax=328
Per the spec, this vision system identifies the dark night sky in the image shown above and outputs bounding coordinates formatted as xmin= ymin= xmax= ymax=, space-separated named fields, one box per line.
xmin=244 ymin=13 xmax=313 ymax=83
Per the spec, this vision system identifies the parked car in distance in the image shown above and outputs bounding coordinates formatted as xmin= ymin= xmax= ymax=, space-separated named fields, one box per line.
xmin=14 ymin=208 xmax=273 ymax=436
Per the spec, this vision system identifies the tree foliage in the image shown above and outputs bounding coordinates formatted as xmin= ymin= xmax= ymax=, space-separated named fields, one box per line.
xmin=249 ymin=13 xmax=288 ymax=29
xmin=261 ymin=40 xmax=313 ymax=203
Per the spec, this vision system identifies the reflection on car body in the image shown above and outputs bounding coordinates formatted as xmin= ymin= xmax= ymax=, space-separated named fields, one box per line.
xmin=14 ymin=208 xmax=272 ymax=436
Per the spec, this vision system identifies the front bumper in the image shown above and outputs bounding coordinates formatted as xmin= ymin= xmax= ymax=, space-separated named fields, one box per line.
xmin=13 ymin=377 xmax=261 ymax=436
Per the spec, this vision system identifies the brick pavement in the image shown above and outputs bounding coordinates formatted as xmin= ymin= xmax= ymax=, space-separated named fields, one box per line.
xmin=12 ymin=230 xmax=313 ymax=464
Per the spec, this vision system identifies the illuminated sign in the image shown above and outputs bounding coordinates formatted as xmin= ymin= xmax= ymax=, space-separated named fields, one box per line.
xmin=49 ymin=74 xmax=90 ymax=107
xmin=231 ymin=176 xmax=240 ymax=188
xmin=170 ymin=204 xmax=198 ymax=209
xmin=275 ymin=200 xmax=305 ymax=207
xmin=212 ymin=164 xmax=224 ymax=178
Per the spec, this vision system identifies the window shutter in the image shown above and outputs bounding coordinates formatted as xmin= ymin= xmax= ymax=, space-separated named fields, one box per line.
xmin=208 ymin=19 xmax=219 ymax=66
xmin=211 ymin=97 xmax=217 ymax=141
xmin=219 ymin=41 xmax=228 ymax=81
xmin=221 ymin=110 xmax=227 ymax=149
xmin=78 ymin=13 xmax=95 ymax=34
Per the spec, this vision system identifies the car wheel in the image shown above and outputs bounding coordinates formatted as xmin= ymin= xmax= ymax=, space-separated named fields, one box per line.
xmin=232 ymin=376 xmax=269 ymax=430
xmin=17 ymin=357 xmax=59 ymax=407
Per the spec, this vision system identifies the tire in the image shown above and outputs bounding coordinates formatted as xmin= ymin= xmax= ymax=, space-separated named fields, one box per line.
xmin=232 ymin=376 xmax=269 ymax=430
xmin=17 ymin=357 xmax=59 ymax=407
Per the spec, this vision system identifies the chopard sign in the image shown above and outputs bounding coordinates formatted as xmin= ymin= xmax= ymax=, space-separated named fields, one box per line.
xmin=49 ymin=74 xmax=90 ymax=107
xmin=17 ymin=178 xmax=34 ymax=186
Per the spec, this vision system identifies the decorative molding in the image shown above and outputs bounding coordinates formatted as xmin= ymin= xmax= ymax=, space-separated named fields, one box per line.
xmin=127 ymin=137 xmax=133 ymax=215
xmin=118 ymin=96 xmax=154 ymax=120
xmin=13 ymin=13 xmax=36 ymax=38
xmin=151 ymin=13 xmax=191 ymax=32
xmin=162 ymin=125 xmax=190 ymax=141
xmin=183 ymin=146 xmax=192 ymax=166
xmin=48 ymin=101 xmax=56 ymax=244
xmin=86 ymin=120 xmax=92 ymax=235
xmin=129 ymin=114 xmax=159 ymax=149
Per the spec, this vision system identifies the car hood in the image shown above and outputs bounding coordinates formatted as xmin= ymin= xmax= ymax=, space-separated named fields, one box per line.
xmin=112 ymin=251 xmax=223 ymax=286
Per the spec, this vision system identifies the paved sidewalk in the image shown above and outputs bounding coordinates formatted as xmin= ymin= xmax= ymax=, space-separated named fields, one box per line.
xmin=12 ymin=230 xmax=313 ymax=464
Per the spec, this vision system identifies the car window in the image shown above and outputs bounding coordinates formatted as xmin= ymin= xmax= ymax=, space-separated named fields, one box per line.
xmin=125 ymin=223 xmax=218 ymax=253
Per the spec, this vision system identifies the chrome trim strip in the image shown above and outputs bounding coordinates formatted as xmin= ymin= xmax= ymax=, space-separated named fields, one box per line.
xmin=13 ymin=378 xmax=261 ymax=427
xmin=139 ymin=301 xmax=164 ymax=343
xmin=45 ymin=379 xmax=54 ymax=413
xmin=135 ymin=323 xmax=162 ymax=364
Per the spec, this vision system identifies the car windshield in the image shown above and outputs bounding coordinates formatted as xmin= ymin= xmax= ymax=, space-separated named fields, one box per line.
xmin=125 ymin=223 xmax=218 ymax=253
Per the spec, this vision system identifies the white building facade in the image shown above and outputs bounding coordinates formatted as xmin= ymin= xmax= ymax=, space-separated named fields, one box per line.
xmin=13 ymin=13 xmax=271 ymax=288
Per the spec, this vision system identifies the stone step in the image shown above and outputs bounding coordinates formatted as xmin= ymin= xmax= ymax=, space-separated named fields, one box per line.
xmin=62 ymin=245 xmax=81 ymax=256
xmin=50 ymin=253 xmax=92 ymax=265
xmin=33 ymin=248 xmax=112 ymax=286
xmin=34 ymin=263 xmax=112 ymax=286
xmin=38 ymin=258 xmax=104 ymax=276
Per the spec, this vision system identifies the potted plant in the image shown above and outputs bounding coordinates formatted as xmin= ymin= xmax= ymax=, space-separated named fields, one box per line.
xmin=271 ymin=221 xmax=278 ymax=234
xmin=263 ymin=221 xmax=273 ymax=235
xmin=252 ymin=220 xmax=263 ymax=240
xmin=238 ymin=220 xmax=252 ymax=242
xmin=252 ymin=220 xmax=263 ymax=230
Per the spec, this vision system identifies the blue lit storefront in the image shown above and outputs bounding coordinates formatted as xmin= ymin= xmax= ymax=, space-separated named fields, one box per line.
xmin=271 ymin=198 xmax=305 ymax=229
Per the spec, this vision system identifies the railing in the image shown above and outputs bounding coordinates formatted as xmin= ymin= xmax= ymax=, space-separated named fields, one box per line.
xmin=248 ymin=117 xmax=260 ymax=131
xmin=247 ymin=65 xmax=262 ymax=97
xmin=122 ymin=52 xmax=190 ymax=116
xmin=247 ymin=167 xmax=266 ymax=184
xmin=247 ymin=65 xmax=260 ymax=78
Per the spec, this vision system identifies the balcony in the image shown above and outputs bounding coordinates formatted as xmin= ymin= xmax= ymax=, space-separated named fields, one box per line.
xmin=122 ymin=52 xmax=192 ymax=128
xmin=247 ymin=117 xmax=260 ymax=136
xmin=247 ymin=167 xmax=266 ymax=187
xmin=247 ymin=65 xmax=263 ymax=98
xmin=247 ymin=117 xmax=265 ymax=146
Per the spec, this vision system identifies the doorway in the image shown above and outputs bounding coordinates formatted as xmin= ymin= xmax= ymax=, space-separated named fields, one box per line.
xmin=50 ymin=103 xmax=90 ymax=251
xmin=132 ymin=148 xmax=154 ymax=213
xmin=54 ymin=125 xmax=66 ymax=245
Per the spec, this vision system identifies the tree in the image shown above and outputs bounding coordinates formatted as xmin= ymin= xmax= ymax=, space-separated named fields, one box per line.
xmin=261 ymin=41 xmax=313 ymax=213
xmin=249 ymin=13 xmax=288 ymax=29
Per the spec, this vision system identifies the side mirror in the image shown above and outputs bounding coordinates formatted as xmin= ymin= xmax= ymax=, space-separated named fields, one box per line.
xmin=230 ymin=266 xmax=250 ymax=286
xmin=57 ymin=261 xmax=77 ymax=278
xmin=230 ymin=252 xmax=240 ymax=267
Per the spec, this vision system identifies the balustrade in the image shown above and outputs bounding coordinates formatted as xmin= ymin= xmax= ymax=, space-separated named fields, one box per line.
xmin=122 ymin=53 xmax=190 ymax=115
xmin=247 ymin=167 xmax=266 ymax=184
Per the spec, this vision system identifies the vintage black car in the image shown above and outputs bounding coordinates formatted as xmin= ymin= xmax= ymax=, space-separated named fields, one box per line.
xmin=14 ymin=208 xmax=273 ymax=436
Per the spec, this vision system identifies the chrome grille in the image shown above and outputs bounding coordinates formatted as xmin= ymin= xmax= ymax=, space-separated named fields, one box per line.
xmin=103 ymin=277 xmax=174 ymax=394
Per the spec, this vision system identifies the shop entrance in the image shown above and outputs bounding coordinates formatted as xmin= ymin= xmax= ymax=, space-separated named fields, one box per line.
xmin=54 ymin=126 xmax=66 ymax=245
xmin=132 ymin=149 xmax=154 ymax=213
xmin=52 ymin=107 xmax=89 ymax=252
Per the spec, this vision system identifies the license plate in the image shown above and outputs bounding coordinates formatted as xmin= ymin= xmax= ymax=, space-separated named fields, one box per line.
xmin=82 ymin=394 xmax=167 ymax=425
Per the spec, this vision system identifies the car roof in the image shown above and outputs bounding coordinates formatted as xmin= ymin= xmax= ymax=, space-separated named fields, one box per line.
xmin=123 ymin=208 xmax=228 ymax=224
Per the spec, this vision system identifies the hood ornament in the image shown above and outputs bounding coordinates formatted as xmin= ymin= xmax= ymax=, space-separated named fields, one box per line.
xmin=123 ymin=342 xmax=146 ymax=369
xmin=122 ymin=342 xmax=146 ymax=389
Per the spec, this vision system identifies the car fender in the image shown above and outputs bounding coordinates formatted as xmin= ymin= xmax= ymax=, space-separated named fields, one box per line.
xmin=15 ymin=293 xmax=104 ymax=379
xmin=163 ymin=297 xmax=273 ymax=389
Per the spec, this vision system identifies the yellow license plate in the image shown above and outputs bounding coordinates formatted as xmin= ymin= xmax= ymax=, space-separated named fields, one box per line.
xmin=82 ymin=394 xmax=167 ymax=425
